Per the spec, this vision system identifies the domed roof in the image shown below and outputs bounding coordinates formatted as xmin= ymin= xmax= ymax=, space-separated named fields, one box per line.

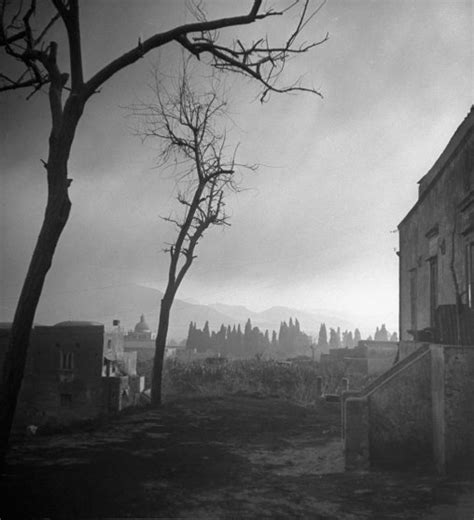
xmin=54 ymin=320 xmax=103 ymax=327
xmin=134 ymin=314 xmax=150 ymax=333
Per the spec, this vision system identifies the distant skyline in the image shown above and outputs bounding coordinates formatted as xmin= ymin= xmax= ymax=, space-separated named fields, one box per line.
xmin=1 ymin=1 xmax=472 ymax=336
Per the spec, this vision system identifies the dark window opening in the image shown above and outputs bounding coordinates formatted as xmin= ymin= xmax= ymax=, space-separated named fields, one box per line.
xmin=60 ymin=351 xmax=74 ymax=371
xmin=429 ymin=256 xmax=438 ymax=327
xmin=60 ymin=393 xmax=72 ymax=407
xmin=410 ymin=269 xmax=417 ymax=332
xmin=466 ymin=242 xmax=474 ymax=308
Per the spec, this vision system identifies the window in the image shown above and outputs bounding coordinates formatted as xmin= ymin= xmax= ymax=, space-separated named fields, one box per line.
xmin=60 ymin=393 xmax=72 ymax=407
xmin=60 ymin=351 xmax=74 ymax=371
xmin=409 ymin=269 xmax=417 ymax=332
xmin=429 ymin=256 xmax=438 ymax=327
xmin=467 ymin=242 xmax=474 ymax=308
xmin=463 ymin=148 xmax=473 ymax=191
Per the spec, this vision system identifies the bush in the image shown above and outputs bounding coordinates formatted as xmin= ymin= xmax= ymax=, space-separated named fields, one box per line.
xmin=161 ymin=358 xmax=322 ymax=405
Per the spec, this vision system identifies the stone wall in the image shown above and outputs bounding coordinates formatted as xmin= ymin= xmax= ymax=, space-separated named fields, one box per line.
xmin=14 ymin=324 xmax=105 ymax=428
xmin=367 ymin=356 xmax=394 ymax=376
xmin=344 ymin=343 xmax=474 ymax=474
xmin=398 ymin=341 xmax=429 ymax=360
xmin=368 ymin=351 xmax=432 ymax=467
xmin=102 ymin=374 xmax=145 ymax=412
xmin=443 ymin=346 xmax=474 ymax=472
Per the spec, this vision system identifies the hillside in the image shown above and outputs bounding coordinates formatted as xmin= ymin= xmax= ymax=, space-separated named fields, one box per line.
xmin=4 ymin=278 xmax=354 ymax=341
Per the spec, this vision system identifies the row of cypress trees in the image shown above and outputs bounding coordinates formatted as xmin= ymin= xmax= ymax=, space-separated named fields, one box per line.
xmin=186 ymin=320 xmax=397 ymax=358
xmin=186 ymin=317 xmax=311 ymax=358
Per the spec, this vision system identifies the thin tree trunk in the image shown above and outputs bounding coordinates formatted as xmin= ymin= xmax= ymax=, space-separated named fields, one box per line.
xmin=0 ymin=174 xmax=71 ymax=469
xmin=151 ymin=296 xmax=173 ymax=406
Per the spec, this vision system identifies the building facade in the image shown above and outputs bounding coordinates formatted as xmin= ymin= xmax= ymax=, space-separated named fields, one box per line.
xmin=398 ymin=107 xmax=474 ymax=343
xmin=0 ymin=320 xmax=144 ymax=429
xmin=344 ymin=108 xmax=474 ymax=474
xmin=15 ymin=322 xmax=106 ymax=427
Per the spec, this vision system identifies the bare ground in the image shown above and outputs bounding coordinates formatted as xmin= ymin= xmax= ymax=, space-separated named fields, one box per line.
xmin=1 ymin=395 xmax=473 ymax=519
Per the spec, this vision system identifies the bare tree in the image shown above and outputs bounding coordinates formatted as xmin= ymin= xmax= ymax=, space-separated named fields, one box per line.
xmin=132 ymin=70 xmax=251 ymax=404
xmin=0 ymin=0 xmax=327 ymax=465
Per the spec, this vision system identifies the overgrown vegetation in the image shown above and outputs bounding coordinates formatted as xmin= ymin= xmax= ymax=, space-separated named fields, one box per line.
xmin=161 ymin=358 xmax=323 ymax=405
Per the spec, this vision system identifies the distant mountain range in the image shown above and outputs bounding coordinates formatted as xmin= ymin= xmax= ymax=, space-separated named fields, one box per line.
xmin=7 ymin=282 xmax=355 ymax=342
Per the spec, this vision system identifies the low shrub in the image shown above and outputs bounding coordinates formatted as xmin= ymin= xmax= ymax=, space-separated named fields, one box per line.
xmin=162 ymin=358 xmax=322 ymax=405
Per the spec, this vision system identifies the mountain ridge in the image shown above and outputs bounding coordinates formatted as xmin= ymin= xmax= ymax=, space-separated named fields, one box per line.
xmin=7 ymin=282 xmax=355 ymax=341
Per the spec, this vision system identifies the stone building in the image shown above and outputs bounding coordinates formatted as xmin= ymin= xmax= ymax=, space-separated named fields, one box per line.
xmin=343 ymin=108 xmax=474 ymax=474
xmin=124 ymin=314 xmax=183 ymax=362
xmin=398 ymin=106 xmax=474 ymax=343
xmin=0 ymin=320 xmax=144 ymax=429
xmin=320 ymin=341 xmax=398 ymax=379
xmin=18 ymin=321 xmax=106 ymax=427
xmin=126 ymin=314 xmax=153 ymax=341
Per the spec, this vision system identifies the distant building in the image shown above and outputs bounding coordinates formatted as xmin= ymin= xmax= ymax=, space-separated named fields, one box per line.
xmin=398 ymin=106 xmax=474 ymax=343
xmin=319 ymin=340 xmax=398 ymax=381
xmin=124 ymin=315 xmax=184 ymax=362
xmin=126 ymin=314 xmax=153 ymax=341
xmin=0 ymin=320 xmax=144 ymax=429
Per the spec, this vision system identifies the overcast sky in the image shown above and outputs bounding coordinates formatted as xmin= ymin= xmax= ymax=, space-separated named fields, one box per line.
xmin=1 ymin=0 xmax=472 ymax=335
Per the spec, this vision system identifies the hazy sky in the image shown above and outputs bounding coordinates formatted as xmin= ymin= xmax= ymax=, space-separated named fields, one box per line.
xmin=1 ymin=0 xmax=472 ymax=335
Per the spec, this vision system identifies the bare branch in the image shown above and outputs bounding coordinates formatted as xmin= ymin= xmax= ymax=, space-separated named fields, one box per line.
xmin=132 ymin=65 xmax=247 ymax=300
xmin=34 ymin=12 xmax=60 ymax=46
xmin=177 ymin=0 xmax=327 ymax=101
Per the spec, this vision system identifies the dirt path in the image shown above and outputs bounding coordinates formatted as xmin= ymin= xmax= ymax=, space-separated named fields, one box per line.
xmin=1 ymin=396 xmax=472 ymax=519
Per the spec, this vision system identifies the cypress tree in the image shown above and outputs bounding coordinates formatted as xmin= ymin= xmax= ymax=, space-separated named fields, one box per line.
xmin=264 ymin=330 xmax=270 ymax=350
xmin=354 ymin=328 xmax=362 ymax=344
xmin=236 ymin=324 xmax=243 ymax=357
xmin=347 ymin=331 xmax=354 ymax=348
xmin=203 ymin=321 xmax=211 ymax=351
xmin=318 ymin=323 xmax=328 ymax=350
xmin=271 ymin=330 xmax=278 ymax=349
xmin=329 ymin=328 xmax=339 ymax=349
xmin=186 ymin=321 xmax=195 ymax=349
xmin=295 ymin=318 xmax=301 ymax=333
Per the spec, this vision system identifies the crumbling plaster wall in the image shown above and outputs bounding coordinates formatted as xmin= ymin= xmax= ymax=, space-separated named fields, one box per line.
xmin=368 ymin=351 xmax=432 ymax=467
xmin=444 ymin=346 xmax=474 ymax=472
xmin=15 ymin=325 xmax=104 ymax=427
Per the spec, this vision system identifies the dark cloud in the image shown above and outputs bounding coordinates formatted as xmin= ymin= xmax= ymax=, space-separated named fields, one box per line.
xmin=1 ymin=0 xmax=472 ymax=334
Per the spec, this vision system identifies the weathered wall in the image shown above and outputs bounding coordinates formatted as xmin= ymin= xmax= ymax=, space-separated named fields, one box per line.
xmin=344 ymin=343 xmax=474 ymax=473
xmin=119 ymin=351 xmax=137 ymax=376
xmin=443 ymin=346 xmax=474 ymax=472
xmin=365 ymin=341 xmax=398 ymax=358
xmin=104 ymin=323 xmax=125 ymax=360
xmin=399 ymin=111 xmax=473 ymax=340
xmin=124 ymin=341 xmax=155 ymax=361
xmin=398 ymin=341 xmax=430 ymax=360
xmin=344 ymin=357 xmax=368 ymax=376
xmin=368 ymin=352 xmax=433 ymax=467
xmin=344 ymin=396 xmax=369 ymax=470
xmin=15 ymin=325 xmax=104 ymax=427
xmin=102 ymin=375 xmax=144 ymax=412
xmin=367 ymin=356 xmax=394 ymax=376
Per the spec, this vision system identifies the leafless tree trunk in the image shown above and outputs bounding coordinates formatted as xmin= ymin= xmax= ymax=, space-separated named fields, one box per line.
xmin=0 ymin=0 xmax=326 ymax=467
xmin=131 ymin=71 xmax=249 ymax=404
